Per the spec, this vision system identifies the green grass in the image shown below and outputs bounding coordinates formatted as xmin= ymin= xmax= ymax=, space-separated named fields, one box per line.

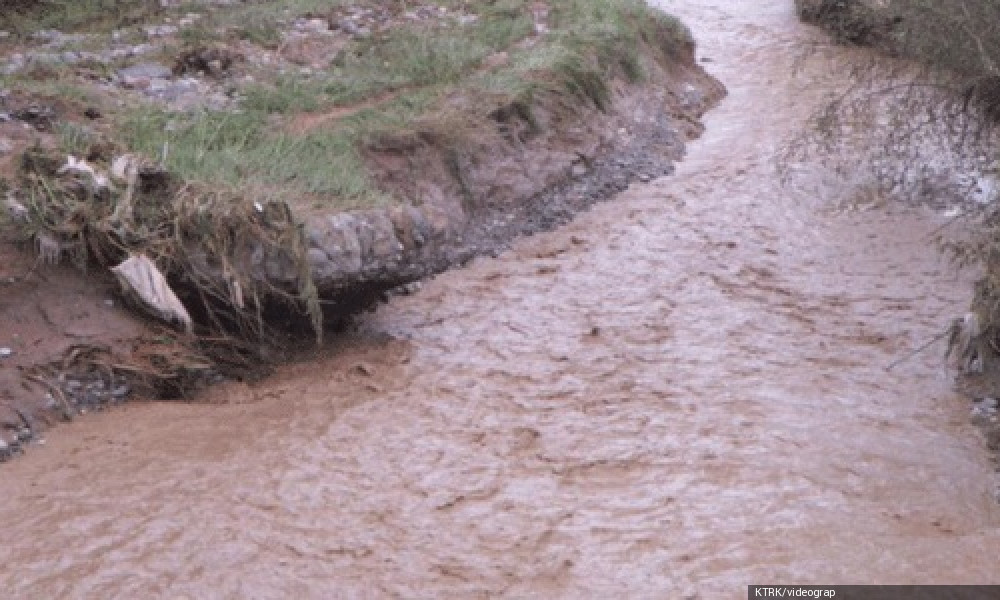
xmin=0 ymin=0 xmax=163 ymax=35
xmin=26 ymin=0 xmax=692 ymax=213
xmin=119 ymin=86 xmax=442 ymax=209
xmin=56 ymin=121 xmax=99 ymax=155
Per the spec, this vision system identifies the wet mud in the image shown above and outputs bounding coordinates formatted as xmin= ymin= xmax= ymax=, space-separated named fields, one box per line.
xmin=2 ymin=1 xmax=999 ymax=597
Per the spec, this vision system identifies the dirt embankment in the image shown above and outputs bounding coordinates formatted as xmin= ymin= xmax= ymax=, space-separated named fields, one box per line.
xmin=0 ymin=5 xmax=723 ymax=454
xmin=302 ymin=44 xmax=722 ymax=314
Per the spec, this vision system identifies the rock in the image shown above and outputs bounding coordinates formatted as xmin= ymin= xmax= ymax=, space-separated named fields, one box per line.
xmin=308 ymin=213 xmax=363 ymax=279
xmin=336 ymin=19 xmax=362 ymax=36
xmin=0 ymin=347 xmax=12 ymax=358
xmin=119 ymin=62 xmax=172 ymax=79
xmin=32 ymin=29 xmax=64 ymax=43
xmin=3 ymin=53 xmax=25 ymax=75
xmin=118 ymin=62 xmax=172 ymax=88
xmin=178 ymin=13 xmax=201 ymax=27
xmin=109 ymin=43 xmax=154 ymax=61
xmin=361 ymin=211 xmax=405 ymax=268
xmin=388 ymin=205 xmax=431 ymax=252
xmin=144 ymin=25 xmax=178 ymax=37
xmin=303 ymin=18 xmax=330 ymax=33
xmin=396 ymin=281 xmax=422 ymax=295
xmin=0 ymin=138 xmax=12 ymax=156
xmin=680 ymin=82 xmax=705 ymax=111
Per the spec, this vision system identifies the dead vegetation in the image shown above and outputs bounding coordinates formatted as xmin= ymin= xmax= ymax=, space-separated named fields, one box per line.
xmin=790 ymin=0 xmax=1000 ymax=385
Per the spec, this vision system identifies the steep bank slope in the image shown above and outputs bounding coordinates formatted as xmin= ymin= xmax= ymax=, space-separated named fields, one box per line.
xmin=0 ymin=0 xmax=722 ymax=440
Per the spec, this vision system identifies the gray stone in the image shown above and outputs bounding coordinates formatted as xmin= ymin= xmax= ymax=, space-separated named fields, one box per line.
xmin=388 ymin=205 xmax=432 ymax=251
xmin=354 ymin=219 xmax=376 ymax=266
xmin=25 ymin=52 xmax=63 ymax=66
xmin=680 ymin=83 xmax=705 ymax=111
xmin=361 ymin=211 xmax=405 ymax=268
xmin=337 ymin=19 xmax=361 ymax=36
xmin=109 ymin=43 xmax=154 ymax=60
xmin=0 ymin=138 xmax=12 ymax=155
xmin=3 ymin=53 xmax=25 ymax=75
xmin=118 ymin=62 xmax=172 ymax=81
xmin=307 ymin=247 xmax=332 ymax=279
xmin=263 ymin=251 xmax=297 ymax=284
xmin=303 ymin=18 xmax=330 ymax=33
xmin=32 ymin=29 xmax=63 ymax=43
xmin=309 ymin=213 xmax=363 ymax=279
xmin=144 ymin=25 xmax=178 ymax=37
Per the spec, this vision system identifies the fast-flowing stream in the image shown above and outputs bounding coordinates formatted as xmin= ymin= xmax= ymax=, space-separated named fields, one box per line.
xmin=3 ymin=1 xmax=999 ymax=597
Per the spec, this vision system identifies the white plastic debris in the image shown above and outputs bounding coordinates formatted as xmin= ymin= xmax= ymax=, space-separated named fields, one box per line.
xmin=110 ymin=254 xmax=193 ymax=332
xmin=0 ymin=347 xmax=12 ymax=358
xmin=58 ymin=154 xmax=112 ymax=192
xmin=59 ymin=154 xmax=96 ymax=178
xmin=111 ymin=153 xmax=140 ymax=183
xmin=3 ymin=192 xmax=28 ymax=222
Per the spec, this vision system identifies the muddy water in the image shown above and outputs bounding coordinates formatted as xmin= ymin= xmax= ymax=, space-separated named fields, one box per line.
xmin=4 ymin=1 xmax=1000 ymax=597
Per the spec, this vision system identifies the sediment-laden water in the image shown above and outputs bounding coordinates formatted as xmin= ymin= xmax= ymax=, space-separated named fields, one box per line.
xmin=2 ymin=1 xmax=998 ymax=597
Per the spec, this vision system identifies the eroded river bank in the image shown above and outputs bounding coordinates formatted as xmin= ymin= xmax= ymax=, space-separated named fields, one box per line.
xmin=2 ymin=0 xmax=999 ymax=597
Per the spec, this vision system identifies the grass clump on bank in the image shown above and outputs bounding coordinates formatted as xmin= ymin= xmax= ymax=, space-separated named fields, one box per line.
xmin=4 ymin=0 xmax=694 ymax=347
xmin=113 ymin=0 xmax=692 ymax=212
xmin=0 ymin=0 xmax=164 ymax=35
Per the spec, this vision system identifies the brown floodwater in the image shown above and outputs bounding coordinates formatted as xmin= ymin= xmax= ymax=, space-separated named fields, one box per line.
xmin=3 ymin=1 xmax=999 ymax=598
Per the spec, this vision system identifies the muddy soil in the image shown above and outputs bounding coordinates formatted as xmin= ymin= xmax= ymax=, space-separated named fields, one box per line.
xmin=2 ymin=0 xmax=999 ymax=597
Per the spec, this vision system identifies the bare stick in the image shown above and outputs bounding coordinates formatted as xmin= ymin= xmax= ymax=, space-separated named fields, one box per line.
xmin=886 ymin=329 xmax=950 ymax=371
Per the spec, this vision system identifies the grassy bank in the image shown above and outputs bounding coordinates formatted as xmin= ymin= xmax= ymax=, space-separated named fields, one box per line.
xmin=4 ymin=0 xmax=691 ymax=210
xmin=1 ymin=0 xmax=696 ymax=345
